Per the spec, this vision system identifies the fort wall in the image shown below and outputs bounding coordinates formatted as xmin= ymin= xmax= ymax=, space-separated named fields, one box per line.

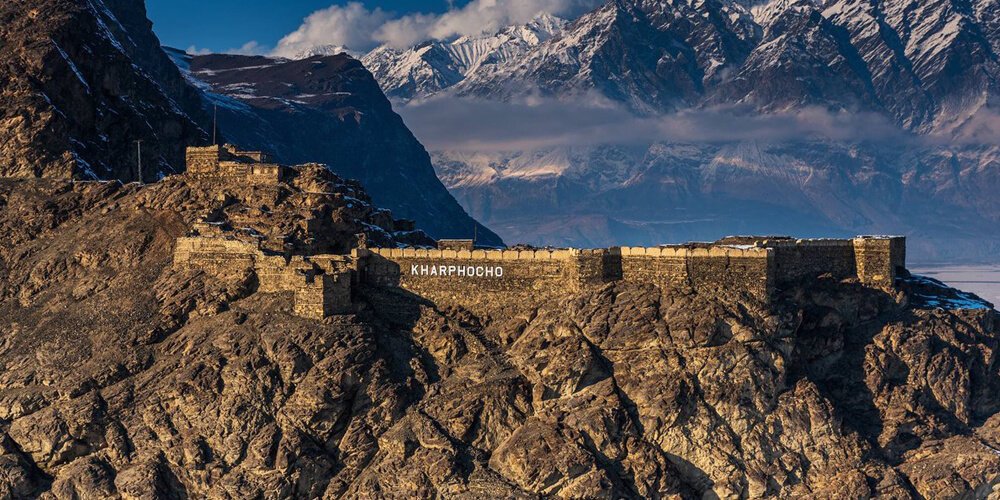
xmin=768 ymin=239 xmax=858 ymax=285
xmin=358 ymin=248 xmax=622 ymax=313
xmin=173 ymin=235 xmax=352 ymax=320
xmin=616 ymin=246 xmax=774 ymax=300
xmin=359 ymin=237 xmax=904 ymax=311
xmin=854 ymin=236 xmax=906 ymax=288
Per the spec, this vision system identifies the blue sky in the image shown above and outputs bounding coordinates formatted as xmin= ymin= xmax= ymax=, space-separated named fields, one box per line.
xmin=147 ymin=0 xmax=457 ymax=53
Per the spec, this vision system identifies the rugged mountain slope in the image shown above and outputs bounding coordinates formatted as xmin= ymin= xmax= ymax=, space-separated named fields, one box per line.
xmin=433 ymin=141 xmax=1000 ymax=261
xmin=361 ymin=14 xmax=567 ymax=102
xmin=365 ymin=0 xmax=1000 ymax=131
xmin=1 ymin=176 xmax=999 ymax=497
xmin=173 ymin=51 xmax=502 ymax=246
xmin=0 ymin=0 xmax=210 ymax=180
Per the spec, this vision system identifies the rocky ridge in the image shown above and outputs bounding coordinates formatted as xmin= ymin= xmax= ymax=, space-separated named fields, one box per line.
xmin=171 ymin=51 xmax=503 ymax=247
xmin=0 ymin=0 xmax=210 ymax=180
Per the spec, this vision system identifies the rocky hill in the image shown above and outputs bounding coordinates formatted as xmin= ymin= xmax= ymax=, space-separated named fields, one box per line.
xmin=1 ymin=172 xmax=999 ymax=497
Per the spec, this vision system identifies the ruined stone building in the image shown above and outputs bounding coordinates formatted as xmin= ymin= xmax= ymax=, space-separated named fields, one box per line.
xmin=185 ymin=144 xmax=285 ymax=184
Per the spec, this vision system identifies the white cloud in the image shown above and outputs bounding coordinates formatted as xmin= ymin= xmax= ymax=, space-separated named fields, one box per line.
xmin=396 ymin=95 xmax=914 ymax=152
xmin=272 ymin=0 xmax=602 ymax=56
xmin=225 ymin=41 xmax=266 ymax=56
xmin=186 ymin=45 xmax=213 ymax=56
xmin=185 ymin=41 xmax=266 ymax=56
xmin=273 ymin=2 xmax=391 ymax=57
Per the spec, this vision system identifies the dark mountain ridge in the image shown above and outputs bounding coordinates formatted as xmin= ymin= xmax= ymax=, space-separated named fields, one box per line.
xmin=0 ymin=0 xmax=499 ymax=246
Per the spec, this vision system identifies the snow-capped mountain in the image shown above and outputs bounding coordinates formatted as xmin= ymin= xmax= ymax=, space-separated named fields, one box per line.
xmin=360 ymin=13 xmax=567 ymax=101
xmin=357 ymin=0 xmax=1000 ymax=134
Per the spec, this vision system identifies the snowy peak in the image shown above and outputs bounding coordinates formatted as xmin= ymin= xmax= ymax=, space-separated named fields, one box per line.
xmin=354 ymin=0 xmax=1000 ymax=133
xmin=360 ymin=14 xmax=568 ymax=101
xmin=293 ymin=44 xmax=355 ymax=59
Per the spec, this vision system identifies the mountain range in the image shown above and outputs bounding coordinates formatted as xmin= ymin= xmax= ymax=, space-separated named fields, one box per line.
xmin=343 ymin=0 xmax=1000 ymax=262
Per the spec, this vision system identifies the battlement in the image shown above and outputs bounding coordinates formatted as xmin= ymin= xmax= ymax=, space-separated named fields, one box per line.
xmin=173 ymin=230 xmax=906 ymax=320
xmin=358 ymin=236 xmax=905 ymax=314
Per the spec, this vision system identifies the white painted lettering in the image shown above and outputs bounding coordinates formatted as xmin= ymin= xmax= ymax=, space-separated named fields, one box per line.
xmin=404 ymin=261 xmax=505 ymax=279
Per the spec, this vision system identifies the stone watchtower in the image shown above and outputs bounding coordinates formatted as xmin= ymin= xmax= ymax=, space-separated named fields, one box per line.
xmin=184 ymin=145 xmax=284 ymax=184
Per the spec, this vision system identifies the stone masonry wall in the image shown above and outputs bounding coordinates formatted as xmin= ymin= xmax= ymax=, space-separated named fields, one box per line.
xmin=294 ymin=273 xmax=351 ymax=319
xmin=360 ymin=248 xmax=615 ymax=314
xmin=174 ymin=236 xmax=352 ymax=319
xmin=769 ymin=240 xmax=858 ymax=286
xmin=854 ymin=237 xmax=906 ymax=288
xmin=617 ymin=246 xmax=774 ymax=301
xmin=173 ymin=236 xmax=257 ymax=274
xmin=362 ymin=246 xmax=777 ymax=308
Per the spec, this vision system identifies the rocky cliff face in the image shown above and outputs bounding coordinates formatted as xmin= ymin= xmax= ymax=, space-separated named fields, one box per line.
xmin=0 ymin=0 xmax=210 ymax=181
xmin=1 ymin=175 xmax=999 ymax=498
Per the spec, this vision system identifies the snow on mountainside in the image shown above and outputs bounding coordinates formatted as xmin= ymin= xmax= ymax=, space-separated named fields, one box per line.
xmin=354 ymin=0 xmax=1000 ymax=134
xmin=360 ymin=14 xmax=567 ymax=101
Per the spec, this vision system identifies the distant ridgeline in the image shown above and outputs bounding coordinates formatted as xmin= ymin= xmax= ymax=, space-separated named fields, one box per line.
xmin=172 ymin=146 xmax=906 ymax=319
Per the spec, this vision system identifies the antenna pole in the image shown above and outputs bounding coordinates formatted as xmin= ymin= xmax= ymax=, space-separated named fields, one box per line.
xmin=135 ymin=139 xmax=143 ymax=184
xmin=212 ymin=104 xmax=218 ymax=145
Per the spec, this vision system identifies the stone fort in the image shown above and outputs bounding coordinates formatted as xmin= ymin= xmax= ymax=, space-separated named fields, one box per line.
xmin=172 ymin=147 xmax=907 ymax=320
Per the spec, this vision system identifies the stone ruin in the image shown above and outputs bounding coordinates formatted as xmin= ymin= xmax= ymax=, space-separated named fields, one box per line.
xmin=185 ymin=144 xmax=285 ymax=185
xmin=173 ymin=148 xmax=908 ymax=320
xmin=173 ymin=220 xmax=356 ymax=320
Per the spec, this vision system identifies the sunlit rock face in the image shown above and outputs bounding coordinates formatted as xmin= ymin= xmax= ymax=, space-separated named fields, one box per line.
xmin=0 ymin=0 xmax=211 ymax=180
xmin=1 ymin=175 xmax=998 ymax=497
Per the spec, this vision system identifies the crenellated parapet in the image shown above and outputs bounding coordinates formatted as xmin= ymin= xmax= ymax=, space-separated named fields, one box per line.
xmin=173 ymin=230 xmax=907 ymax=320
xmin=358 ymin=236 xmax=905 ymax=313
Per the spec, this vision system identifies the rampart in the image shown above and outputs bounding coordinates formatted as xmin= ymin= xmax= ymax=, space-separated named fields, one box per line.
xmin=358 ymin=236 xmax=906 ymax=313
xmin=359 ymin=248 xmax=617 ymax=309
